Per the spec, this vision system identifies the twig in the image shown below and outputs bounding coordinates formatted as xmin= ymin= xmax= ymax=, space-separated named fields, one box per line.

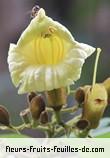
xmin=54 ymin=115 xmax=81 ymax=137
xmin=46 ymin=105 xmax=78 ymax=113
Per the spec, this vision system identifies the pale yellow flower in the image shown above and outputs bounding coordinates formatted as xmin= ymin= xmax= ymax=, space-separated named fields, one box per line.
xmin=8 ymin=8 xmax=95 ymax=94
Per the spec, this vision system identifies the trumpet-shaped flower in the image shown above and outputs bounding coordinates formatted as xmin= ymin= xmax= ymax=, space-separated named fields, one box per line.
xmin=8 ymin=8 xmax=95 ymax=94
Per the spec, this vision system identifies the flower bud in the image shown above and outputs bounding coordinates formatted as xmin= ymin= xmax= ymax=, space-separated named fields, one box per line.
xmin=82 ymin=84 xmax=108 ymax=129
xmin=45 ymin=88 xmax=67 ymax=111
xmin=20 ymin=109 xmax=31 ymax=124
xmin=27 ymin=92 xmax=36 ymax=103
xmin=0 ymin=105 xmax=10 ymax=126
xmin=40 ymin=111 xmax=48 ymax=124
xmin=29 ymin=95 xmax=46 ymax=121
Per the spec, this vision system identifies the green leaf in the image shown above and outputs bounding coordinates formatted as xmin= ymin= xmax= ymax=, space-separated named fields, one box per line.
xmin=0 ymin=133 xmax=29 ymax=138
xmin=96 ymin=132 xmax=110 ymax=138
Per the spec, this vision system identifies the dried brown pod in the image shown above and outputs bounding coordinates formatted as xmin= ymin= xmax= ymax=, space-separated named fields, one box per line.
xmin=76 ymin=49 xmax=108 ymax=130
xmin=40 ymin=111 xmax=48 ymax=124
xmin=29 ymin=95 xmax=46 ymax=120
xmin=0 ymin=105 xmax=10 ymax=126
xmin=81 ymin=84 xmax=108 ymax=129
xmin=45 ymin=88 xmax=67 ymax=111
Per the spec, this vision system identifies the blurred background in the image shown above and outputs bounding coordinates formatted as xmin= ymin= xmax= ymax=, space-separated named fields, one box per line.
xmin=0 ymin=0 xmax=110 ymax=136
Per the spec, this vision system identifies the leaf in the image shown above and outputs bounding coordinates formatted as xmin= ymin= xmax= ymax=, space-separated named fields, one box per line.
xmin=96 ymin=132 xmax=110 ymax=138
xmin=0 ymin=133 xmax=29 ymax=138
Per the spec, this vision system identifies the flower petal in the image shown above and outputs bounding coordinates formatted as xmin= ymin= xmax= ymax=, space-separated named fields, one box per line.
xmin=8 ymin=44 xmax=30 ymax=86
xmin=7 ymin=8 xmax=96 ymax=94
xmin=74 ymin=41 xmax=95 ymax=58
